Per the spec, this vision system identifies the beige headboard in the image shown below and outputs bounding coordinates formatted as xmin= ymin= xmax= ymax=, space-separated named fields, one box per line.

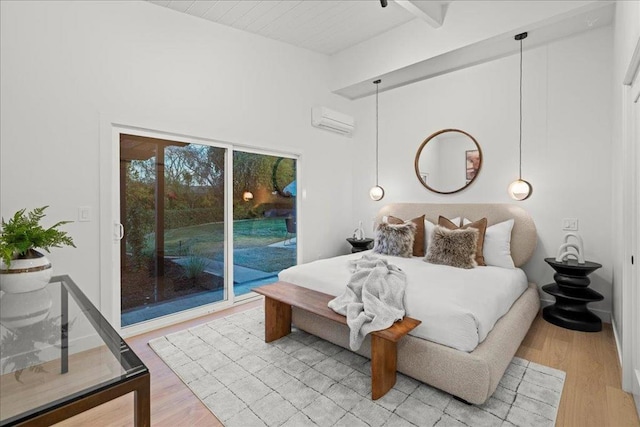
xmin=376 ymin=203 xmax=537 ymax=267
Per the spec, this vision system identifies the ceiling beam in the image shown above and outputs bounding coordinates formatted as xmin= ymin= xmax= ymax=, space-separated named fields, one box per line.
xmin=333 ymin=2 xmax=614 ymax=99
xmin=394 ymin=1 xmax=445 ymax=28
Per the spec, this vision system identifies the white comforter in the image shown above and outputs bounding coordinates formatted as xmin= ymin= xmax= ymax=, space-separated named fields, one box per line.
xmin=278 ymin=251 xmax=528 ymax=352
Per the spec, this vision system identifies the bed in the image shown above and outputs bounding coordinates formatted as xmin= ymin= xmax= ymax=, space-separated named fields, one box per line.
xmin=278 ymin=203 xmax=540 ymax=405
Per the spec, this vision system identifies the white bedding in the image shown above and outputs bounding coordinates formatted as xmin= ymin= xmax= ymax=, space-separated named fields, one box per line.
xmin=278 ymin=251 xmax=528 ymax=352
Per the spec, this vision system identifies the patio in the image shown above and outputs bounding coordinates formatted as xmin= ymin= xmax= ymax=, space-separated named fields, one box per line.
xmin=121 ymin=236 xmax=296 ymax=326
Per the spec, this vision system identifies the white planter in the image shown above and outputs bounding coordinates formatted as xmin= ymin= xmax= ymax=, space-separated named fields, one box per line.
xmin=0 ymin=252 xmax=53 ymax=293
xmin=0 ymin=288 xmax=53 ymax=328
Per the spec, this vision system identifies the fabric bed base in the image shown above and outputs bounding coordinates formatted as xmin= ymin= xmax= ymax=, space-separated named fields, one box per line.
xmin=291 ymin=282 xmax=540 ymax=405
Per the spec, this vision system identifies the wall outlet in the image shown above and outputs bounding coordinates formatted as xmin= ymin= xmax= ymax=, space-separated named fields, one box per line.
xmin=78 ymin=206 xmax=91 ymax=222
xmin=562 ymin=218 xmax=578 ymax=231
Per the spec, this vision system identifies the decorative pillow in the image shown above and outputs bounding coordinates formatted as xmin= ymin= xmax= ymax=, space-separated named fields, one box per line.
xmin=425 ymin=226 xmax=479 ymax=269
xmin=439 ymin=216 xmax=487 ymax=266
xmin=386 ymin=215 xmax=425 ymax=257
xmin=424 ymin=219 xmax=436 ymax=253
xmin=373 ymin=222 xmax=417 ymax=258
xmin=464 ymin=218 xmax=515 ymax=268
xmin=424 ymin=217 xmax=459 ymax=254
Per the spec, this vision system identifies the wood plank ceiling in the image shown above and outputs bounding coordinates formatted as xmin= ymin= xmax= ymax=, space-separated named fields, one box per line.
xmin=146 ymin=0 xmax=419 ymax=55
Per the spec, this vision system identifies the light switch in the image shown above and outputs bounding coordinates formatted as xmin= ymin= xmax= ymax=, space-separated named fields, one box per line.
xmin=78 ymin=206 xmax=91 ymax=222
xmin=562 ymin=218 xmax=578 ymax=231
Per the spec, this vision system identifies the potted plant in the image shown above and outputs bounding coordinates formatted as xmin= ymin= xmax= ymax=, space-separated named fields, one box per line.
xmin=0 ymin=206 xmax=75 ymax=293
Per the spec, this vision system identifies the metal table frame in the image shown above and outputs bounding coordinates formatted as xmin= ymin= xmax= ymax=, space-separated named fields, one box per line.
xmin=1 ymin=275 xmax=150 ymax=427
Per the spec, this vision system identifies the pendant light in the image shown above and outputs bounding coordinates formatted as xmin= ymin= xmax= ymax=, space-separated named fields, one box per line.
xmin=369 ymin=79 xmax=385 ymax=201
xmin=242 ymin=191 xmax=253 ymax=202
xmin=508 ymin=32 xmax=533 ymax=201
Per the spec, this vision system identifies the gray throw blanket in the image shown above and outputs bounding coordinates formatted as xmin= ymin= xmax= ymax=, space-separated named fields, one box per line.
xmin=328 ymin=254 xmax=407 ymax=351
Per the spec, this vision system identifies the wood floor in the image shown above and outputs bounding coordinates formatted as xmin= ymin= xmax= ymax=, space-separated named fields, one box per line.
xmin=1 ymin=345 xmax=132 ymax=421
xmin=515 ymin=314 xmax=639 ymax=427
xmin=53 ymin=302 xmax=639 ymax=427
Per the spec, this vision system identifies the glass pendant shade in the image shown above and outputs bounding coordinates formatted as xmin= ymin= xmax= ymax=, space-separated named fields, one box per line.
xmin=508 ymin=179 xmax=532 ymax=201
xmin=242 ymin=191 xmax=254 ymax=202
xmin=369 ymin=185 xmax=385 ymax=201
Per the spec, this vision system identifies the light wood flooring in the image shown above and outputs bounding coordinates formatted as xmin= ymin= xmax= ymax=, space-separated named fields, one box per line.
xmin=1 ymin=345 xmax=131 ymax=421
xmin=515 ymin=314 xmax=639 ymax=427
xmin=51 ymin=302 xmax=639 ymax=427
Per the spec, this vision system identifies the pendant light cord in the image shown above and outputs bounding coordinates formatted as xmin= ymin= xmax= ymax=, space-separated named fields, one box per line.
xmin=518 ymin=37 xmax=523 ymax=180
xmin=374 ymin=79 xmax=381 ymax=186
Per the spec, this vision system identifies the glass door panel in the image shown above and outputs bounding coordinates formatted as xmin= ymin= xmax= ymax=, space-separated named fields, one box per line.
xmin=232 ymin=152 xmax=297 ymax=296
xmin=119 ymin=134 xmax=226 ymax=326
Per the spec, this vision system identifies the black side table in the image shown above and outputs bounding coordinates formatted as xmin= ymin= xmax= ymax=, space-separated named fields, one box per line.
xmin=347 ymin=238 xmax=374 ymax=253
xmin=542 ymin=257 xmax=603 ymax=332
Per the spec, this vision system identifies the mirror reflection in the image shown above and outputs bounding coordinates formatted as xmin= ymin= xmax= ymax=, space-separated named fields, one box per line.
xmin=414 ymin=129 xmax=482 ymax=194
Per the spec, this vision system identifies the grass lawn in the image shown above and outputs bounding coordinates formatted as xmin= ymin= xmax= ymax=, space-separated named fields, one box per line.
xmin=215 ymin=247 xmax=295 ymax=273
xmin=158 ymin=218 xmax=287 ymax=255
xmin=149 ymin=218 xmax=296 ymax=272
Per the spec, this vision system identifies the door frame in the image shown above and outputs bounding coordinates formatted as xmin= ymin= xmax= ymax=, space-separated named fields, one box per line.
xmin=100 ymin=116 xmax=302 ymax=336
xmin=621 ymin=37 xmax=640 ymax=406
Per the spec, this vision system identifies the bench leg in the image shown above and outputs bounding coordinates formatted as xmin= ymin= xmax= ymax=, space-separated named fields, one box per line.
xmin=371 ymin=335 xmax=397 ymax=400
xmin=264 ymin=296 xmax=292 ymax=342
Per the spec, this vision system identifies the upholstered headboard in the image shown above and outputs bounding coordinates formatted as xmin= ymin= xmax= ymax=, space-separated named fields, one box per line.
xmin=375 ymin=203 xmax=537 ymax=267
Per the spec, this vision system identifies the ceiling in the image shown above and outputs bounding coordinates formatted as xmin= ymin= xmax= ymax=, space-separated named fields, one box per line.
xmin=145 ymin=1 xmax=614 ymax=99
xmin=336 ymin=1 xmax=615 ymax=99
xmin=146 ymin=0 xmax=440 ymax=55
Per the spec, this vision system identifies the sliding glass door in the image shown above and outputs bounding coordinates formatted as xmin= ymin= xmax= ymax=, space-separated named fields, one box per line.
xmin=118 ymin=134 xmax=299 ymax=327
xmin=119 ymin=134 xmax=227 ymax=327
xmin=232 ymin=152 xmax=297 ymax=297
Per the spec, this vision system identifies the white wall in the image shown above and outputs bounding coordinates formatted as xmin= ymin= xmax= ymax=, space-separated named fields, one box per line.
xmin=0 ymin=1 xmax=621 ymax=324
xmin=0 ymin=1 xmax=355 ymax=310
xmin=351 ymin=26 xmax=614 ymax=318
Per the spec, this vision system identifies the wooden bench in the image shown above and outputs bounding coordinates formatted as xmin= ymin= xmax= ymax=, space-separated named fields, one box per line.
xmin=253 ymin=281 xmax=421 ymax=400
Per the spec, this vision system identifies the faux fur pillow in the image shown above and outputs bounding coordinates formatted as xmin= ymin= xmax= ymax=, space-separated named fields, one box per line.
xmin=425 ymin=226 xmax=479 ymax=269
xmin=438 ymin=215 xmax=487 ymax=266
xmin=373 ymin=222 xmax=417 ymax=258
xmin=386 ymin=215 xmax=426 ymax=257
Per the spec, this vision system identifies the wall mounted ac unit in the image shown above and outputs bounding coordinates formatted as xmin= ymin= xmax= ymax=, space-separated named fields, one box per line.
xmin=311 ymin=106 xmax=355 ymax=137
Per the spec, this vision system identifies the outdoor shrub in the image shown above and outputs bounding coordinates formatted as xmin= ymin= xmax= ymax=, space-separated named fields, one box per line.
xmin=182 ymin=252 xmax=207 ymax=280
xmin=233 ymin=202 xmax=259 ymax=220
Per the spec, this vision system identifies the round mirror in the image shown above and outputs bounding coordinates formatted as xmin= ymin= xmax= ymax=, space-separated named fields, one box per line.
xmin=414 ymin=129 xmax=482 ymax=194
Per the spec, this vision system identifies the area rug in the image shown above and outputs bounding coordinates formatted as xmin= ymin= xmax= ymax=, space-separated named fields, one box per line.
xmin=149 ymin=308 xmax=565 ymax=427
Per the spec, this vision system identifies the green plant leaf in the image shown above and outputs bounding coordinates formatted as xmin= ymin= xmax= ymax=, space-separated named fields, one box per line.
xmin=0 ymin=206 xmax=75 ymax=267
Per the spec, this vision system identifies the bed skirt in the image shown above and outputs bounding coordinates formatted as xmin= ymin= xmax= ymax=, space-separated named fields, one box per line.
xmin=291 ymin=282 xmax=540 ymax=405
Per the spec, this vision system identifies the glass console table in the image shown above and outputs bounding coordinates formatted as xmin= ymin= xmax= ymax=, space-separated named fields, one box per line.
xmin=0 ymin=275 xmax=150 ymax=426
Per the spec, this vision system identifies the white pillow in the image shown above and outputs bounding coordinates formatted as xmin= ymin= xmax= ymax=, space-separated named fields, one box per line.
xmin=424 ymin=217 xmax=460 ymax=253
xmin=424 ymin=219 xmax=436 ymax=253
xmin=463 ymin=218 xmax=515 ymax=269
xmin=446 ymin=217 xmax=461 ymax=227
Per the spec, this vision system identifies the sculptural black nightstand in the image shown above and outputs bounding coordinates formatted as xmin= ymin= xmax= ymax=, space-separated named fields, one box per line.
xmin=542 ymin=257 xmax=603 ymax=332
xmin=346 ymin=238 xmax=374 ymax=253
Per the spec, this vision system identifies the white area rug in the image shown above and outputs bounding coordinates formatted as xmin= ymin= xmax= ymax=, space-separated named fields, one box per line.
xmin=149 ymin=308 xmax=565 ymax=427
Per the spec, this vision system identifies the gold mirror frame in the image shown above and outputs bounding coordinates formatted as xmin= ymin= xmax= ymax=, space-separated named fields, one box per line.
xmin=414 ymin=129 xmax=483 ymax=195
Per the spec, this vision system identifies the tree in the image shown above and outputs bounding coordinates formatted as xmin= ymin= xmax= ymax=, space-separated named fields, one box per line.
xmin=125 ymin=162 xmax=154 ymax=269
